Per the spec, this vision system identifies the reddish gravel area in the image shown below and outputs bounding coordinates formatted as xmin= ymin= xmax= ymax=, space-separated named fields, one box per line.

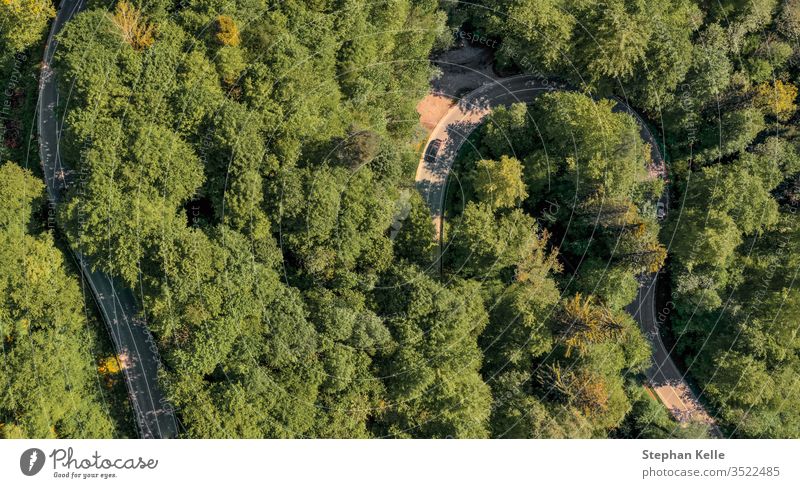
xmin=416 ymin=93 xmax=454 ymax=132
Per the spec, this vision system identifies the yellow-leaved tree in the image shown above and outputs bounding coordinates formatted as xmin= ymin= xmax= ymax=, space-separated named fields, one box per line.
xmin=98 ymin=355 xmax=122 ymax=375
xmin=111 ymin=1 xmax=154 ymax=51
xmin=216 ymin=15 xmax=240 ymax=46
xmin=755 ymin=79 xmax=798 ymax=121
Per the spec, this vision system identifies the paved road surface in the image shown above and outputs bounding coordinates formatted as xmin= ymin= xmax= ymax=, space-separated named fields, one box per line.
xmin=38 ymin=0 xmax=178 ymax=438
xmin=416 ymin=71 xmax=721 ymax=437
xmin=416 ymin=75 xmax=557 ymax=238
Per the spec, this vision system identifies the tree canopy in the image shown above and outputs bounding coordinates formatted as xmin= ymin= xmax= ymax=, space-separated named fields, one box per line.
xmin=9 ymin=0 xmax=800 ymax=440
xmin=0 ymin=162 xmax=117 ymax=438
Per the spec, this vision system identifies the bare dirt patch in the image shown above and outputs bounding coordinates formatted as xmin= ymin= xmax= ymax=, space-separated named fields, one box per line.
xmin=416 ymin=94 xmax=454 ymax=132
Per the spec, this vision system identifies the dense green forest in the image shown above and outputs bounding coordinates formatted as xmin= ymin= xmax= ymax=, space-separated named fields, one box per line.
xmin=0 ymin=162 xmax=123 ymax=438
xmin=440 ymin=90 xmax=684 ymax=437
xmin=458 ymin=0 xmax=800 ymax=437
xmin=53 ymin=0 xmax=461 ymax=438
xmin=2 ymin=0 xmax=799 ymax=438
xmin=1 ymin=0 xmax=52 ymax=164
xmin=1 ymin=0 xmax=133 ymax=438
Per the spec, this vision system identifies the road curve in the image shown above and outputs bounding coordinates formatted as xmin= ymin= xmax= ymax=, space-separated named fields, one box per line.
xmin=416 ymin=75 xmax=557 ymax=239
xmin=415 ymin=73 xmax=721 ymax=437
xmin=38 ymin=0 xmax=178 ymax=438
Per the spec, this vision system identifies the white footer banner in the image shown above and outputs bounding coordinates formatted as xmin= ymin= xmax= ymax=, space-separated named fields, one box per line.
xmin=1 ymin=440 xmax=798 ymax=487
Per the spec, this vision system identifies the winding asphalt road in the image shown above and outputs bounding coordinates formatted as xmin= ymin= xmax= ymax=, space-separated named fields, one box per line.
xmin=38 ymin=0 xmax=178 ymax=438
xmin=416 ymin=72 xmax=721 ymax=437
